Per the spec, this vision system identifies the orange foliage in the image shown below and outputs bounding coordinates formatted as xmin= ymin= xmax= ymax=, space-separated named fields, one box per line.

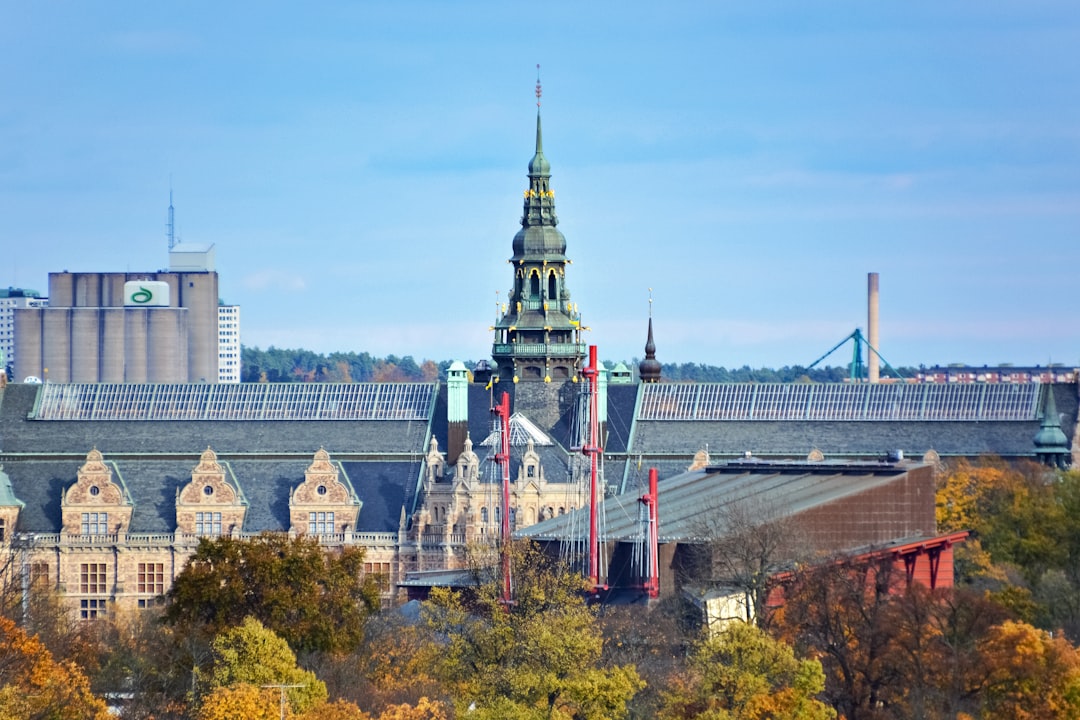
xmin=197 ymin=683 xmax=280 ymax=720
xmin=0 ymin=616 xmax=110 ymax=720
xmin=977 ymin=620 xmax=1080 ymax=718
xmin=298 ymin=698 xmax=372 ymax=720
xmin=376 ymin=697 xmax=450 ymax=720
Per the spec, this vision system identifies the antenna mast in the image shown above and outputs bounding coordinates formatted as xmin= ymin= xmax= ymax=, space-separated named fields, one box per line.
xmin=582 ymin=345 xmax=605 ymax=594
xmin=166 ymin=186 xmax=176 ymax=251
xmin=492 ymin=391 xmax=513 ymax=605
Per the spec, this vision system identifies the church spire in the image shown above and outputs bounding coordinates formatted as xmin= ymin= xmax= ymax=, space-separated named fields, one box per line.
xmin=639 ymin=289 xmax=662 ymax=383
xmin=491 ymin=70 xmax=586 ymax=383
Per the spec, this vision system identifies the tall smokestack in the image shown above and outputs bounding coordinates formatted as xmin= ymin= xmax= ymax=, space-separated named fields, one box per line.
xmin=868 ymin=272 xmax=880 ymax=383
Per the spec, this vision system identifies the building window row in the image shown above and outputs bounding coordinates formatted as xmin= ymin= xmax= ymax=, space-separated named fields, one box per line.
xmin=81 ymin=512 xmax=109 ymax=535
xmin=80 ymin=562 xmax=107 ymax=594
xmin=309 ymin=511 xmax=335 ymax=535
xmin=138 ymin=562 xmax=165 ymax=595
xmin=195 ymin=511 xmax=222 ymax=536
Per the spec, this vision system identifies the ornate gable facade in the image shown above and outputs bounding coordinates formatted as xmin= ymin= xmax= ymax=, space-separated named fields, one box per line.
xmin=176 ymin=447 xmax=247 ymax=537
xmin=289 ymin=448 xmax=360 ymax=535
xmin=61 ymin=448 xmax=133 ymax=536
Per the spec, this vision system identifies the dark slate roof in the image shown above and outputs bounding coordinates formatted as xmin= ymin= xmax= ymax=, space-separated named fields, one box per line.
xmin=2 ymin=457 xmax=419 ymax=535
xmin=604 ymin=384 xmax=638 ymax=454
xmin=342 ymin=461 xmax=420 ymax=532
xmin=621 ymin=384 xmax=1077 ymax=460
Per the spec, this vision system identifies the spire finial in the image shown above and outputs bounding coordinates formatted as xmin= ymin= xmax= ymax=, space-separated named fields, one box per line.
xmin=535 ymin=64 xmax=542 ymax=108
xmin=648 ymin=287 xmax=653 ymax=319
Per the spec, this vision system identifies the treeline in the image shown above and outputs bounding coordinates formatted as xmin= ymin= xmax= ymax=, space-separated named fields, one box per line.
xmin=241 ymin=346 xmax=897 ymax=384
xmin=240 ymin=347 xmax=450 ymax=383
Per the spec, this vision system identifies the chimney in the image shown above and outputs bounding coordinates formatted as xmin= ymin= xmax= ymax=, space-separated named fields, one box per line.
xmin=446 ymin=361 xmax=469 ymax=464
xmin=868 ymin=272 xmax=880 ymax=383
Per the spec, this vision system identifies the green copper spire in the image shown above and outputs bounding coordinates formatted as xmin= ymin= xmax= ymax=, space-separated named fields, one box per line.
xmin=491 ymin=72 xmax=586 ymax=383
xmin=528 ymin=110 xmax=551 ymax=177
xmin=1034 ymin=385 xmax=1070 ymax=468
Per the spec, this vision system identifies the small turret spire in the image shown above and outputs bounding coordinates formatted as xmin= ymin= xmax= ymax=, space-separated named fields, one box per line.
xmin=639 ymin=288 xmax=662 ymax=384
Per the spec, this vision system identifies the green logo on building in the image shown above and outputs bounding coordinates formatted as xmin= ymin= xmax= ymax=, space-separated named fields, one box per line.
xmin=131 ymin=286 xmax=153 ymax=304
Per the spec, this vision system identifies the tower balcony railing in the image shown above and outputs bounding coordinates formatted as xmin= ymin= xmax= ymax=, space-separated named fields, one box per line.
xmin=493 ymin=342 xmax=587 ymax=357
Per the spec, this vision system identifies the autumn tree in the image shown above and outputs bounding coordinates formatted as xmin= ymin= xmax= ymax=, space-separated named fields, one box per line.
xmin=974 ymin=619 xmax=1080 ymax=718
xmin=315 ymin=607 xmax=450 ymax=716
xmin=197 ymin=683 xmax=280 ymax=720
xmin=86 ymin=605 xmax=195 ymax=720
xmin=421 ymin=541 xmax=643 ymax=719
xmin=774 ymin=555 xmax=910 ymax=718
xmin=203 ymin=616 xmax=327 ymax=713
xmin=297 ymin=698 xmax=373 ymax=720
xmin=684 ymin=497 xmax=810 ymax=626
xmin=659 ymin=621 xmax=834 ymax=720
xmin=599 ymin=598 xmax=691 ymax=719
xmin=164 ymin=533 xmax=380 ymax=654
xmin=374 ymin=697 xmax=451 ymax=720
xmin=0 ymin=615 xmax=110 ymax=720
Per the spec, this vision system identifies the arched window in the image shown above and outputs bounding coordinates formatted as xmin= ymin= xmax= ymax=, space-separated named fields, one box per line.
xmin=548 ymin=271 xmax=557 ymax=299
xmin=530 ymin=272 xmax=540 ymax=297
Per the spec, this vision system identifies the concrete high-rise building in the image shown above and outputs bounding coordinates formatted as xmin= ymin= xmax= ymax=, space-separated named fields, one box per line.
xmin=14 ymin=246 xmax=219 ymax=384
xmin=0 ymin=288 xmax=48 ymax=377
xmin=218 ymin=304 xmax=241 ymax=384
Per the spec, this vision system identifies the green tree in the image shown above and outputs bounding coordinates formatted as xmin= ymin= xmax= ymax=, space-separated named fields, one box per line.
xmin=659 ymin=621 xmax=834 ymax=720
xmin=164 ymin=533 xmax=380 ymax=654
xmin=421 ymin=542 xmax=643 ymax=719
xmin=205 ymin=616 xmax=327 ymax=713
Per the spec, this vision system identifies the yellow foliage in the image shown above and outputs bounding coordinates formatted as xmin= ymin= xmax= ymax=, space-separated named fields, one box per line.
xmin=197 ymin=683 xmax=280 ymax=720
xmin=376 ymin=696 xmax=451 ymax=720
xmin=977 ymin=620 xmax=1080 ymax=719
xmin=297 ymin=698 xmax=372 ymax=720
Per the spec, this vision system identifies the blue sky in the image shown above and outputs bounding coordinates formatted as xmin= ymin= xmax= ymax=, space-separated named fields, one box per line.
xmin=2 ymin=2 xmax=1078 ymax=369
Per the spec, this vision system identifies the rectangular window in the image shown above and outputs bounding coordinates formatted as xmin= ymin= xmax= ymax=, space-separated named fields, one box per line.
xmin=30 ymin=562 xmax=49 ymax=588
xmin=363 ymin=562 xmax=392 ymax=591
xmin=308 ymin=511 xmax=335 ymax=535
xmin=81 ymin=598 xmax=106 ymax=619
xmin=195 ymin=512 xmax=222 ymax=537
xmin=0 ymin=517 xmax=5 ymax=542
xmin=137 ymin=562 xmax=165 ymax=595
xmin=80 ymin=512 xmax=109 ymax=535
xmin=80 ymin=563 xmax=107 ymax=594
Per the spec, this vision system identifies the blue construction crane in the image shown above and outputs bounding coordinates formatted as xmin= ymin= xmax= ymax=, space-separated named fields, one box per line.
xmin=807 ymin=328 xmax=904 ymax=382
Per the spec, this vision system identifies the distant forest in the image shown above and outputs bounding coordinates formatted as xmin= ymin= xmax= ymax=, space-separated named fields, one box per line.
xmin=241 ymin=346 xmax=916 ymax=384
